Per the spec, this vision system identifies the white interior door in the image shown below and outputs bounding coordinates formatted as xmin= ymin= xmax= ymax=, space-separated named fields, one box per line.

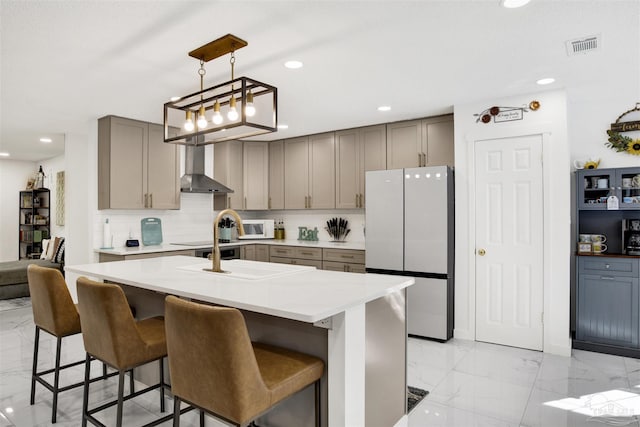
xmin=475 ymin=135 xmax=543 ymax=351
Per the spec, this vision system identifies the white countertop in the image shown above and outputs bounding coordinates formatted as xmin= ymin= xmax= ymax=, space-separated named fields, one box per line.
xmin=66 ymin=256 xmax=411 ymax=323
xmin=95 ymin=239 xmax=365 ymax=256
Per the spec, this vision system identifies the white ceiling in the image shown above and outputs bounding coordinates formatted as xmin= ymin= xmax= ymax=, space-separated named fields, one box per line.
xmin=1 ymin=0 xmax=637 ymax=162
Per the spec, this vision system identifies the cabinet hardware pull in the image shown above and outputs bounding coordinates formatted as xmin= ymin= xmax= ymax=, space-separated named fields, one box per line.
xmin=477 ymin=248 xmax=486 ymax=256
xmin=600 ymin=276 xmax=615 ymax=280
xmin=360 ymin=193 xmax=364 ymax=208
xmin=149 ymin=193 xmax=152 ymax=208
xmin=355 ymin=194 xmax=359 ymax=207
xmin=268 ymin=197 xmax=271 ymax=210
xmin=244 ymin=197 xmax=247 ymax=209
xmin=228 ymin=196 xmax=231 ymax=208
xmin=308 ymin=195 xmax=311 ymax=208
xmin=418 ymin=153 xmax=422 ymax=167
xmin=341 ymin=255 xmax=354 ymax=259
xmin=144 ymin=194 xmax=148 ymax=208
xmin=605 ymin=264 xmax=610 ymax=269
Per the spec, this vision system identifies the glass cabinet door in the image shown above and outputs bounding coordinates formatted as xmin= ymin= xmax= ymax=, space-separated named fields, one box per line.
xmin=577 ymin=168 xmax=617 ymax=210
xmin=617 ymin=167 xmax=640 ymax=210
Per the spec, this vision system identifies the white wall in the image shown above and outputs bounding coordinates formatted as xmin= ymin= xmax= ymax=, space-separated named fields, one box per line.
xmin=0 ymin=160 xmax=35 ymax=261
xmin=454 ymin=90 xmax=571 ymax=356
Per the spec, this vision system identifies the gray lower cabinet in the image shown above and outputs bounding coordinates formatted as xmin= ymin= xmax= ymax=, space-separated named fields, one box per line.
xmin=577 ymin=257 xmax=639 ymax=348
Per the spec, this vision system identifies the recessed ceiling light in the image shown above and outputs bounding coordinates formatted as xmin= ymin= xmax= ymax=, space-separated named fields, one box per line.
xmin=40 ymin=137 xmax=52 ymax=143
xmin=536 ymin=77 xmax=555 ymax=85
xmin=277 ymin=124 xmax=289 ymax=129
xmin=170 ymin=96 xmax=181 ymax=102
xmin=0 ymin=152 xmax=10 ymax=157
xmin=284 ymin=60 xmax=303 ymax=69
xmin=377 ymin=106 xmax=391 ymax=112
xmin=501 ymin=0 xmax=531 ymax=8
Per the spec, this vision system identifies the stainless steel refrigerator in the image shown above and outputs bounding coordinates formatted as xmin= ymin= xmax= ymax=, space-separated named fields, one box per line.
xmin=365 ymin=166 xmax=454 ymax=341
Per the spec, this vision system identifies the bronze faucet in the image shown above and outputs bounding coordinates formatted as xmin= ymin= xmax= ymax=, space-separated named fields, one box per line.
xmin=207 ymin=209 xmax=245 ymax=273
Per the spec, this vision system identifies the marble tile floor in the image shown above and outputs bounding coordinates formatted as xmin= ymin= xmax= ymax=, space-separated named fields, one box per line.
xmin=1 ymin=300 xmax=640 ymax=427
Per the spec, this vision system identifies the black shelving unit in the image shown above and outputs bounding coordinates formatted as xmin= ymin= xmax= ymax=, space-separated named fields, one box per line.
xmin=19 ymin=189 xmax=50 ymax=259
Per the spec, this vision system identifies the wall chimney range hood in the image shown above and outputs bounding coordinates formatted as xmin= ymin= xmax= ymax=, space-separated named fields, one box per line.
xmin=181 ymin=139 xmax=233 ymax=193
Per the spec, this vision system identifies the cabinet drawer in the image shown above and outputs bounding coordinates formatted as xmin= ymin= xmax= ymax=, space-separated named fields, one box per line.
xmin=270 ymin=246 xmax=296 ymax=258
xmin=294 ymin=247 xmax=323 ymax=260
xmin=323 ymin=248 xmax=365 ymax=264
xmin=270 ymin=256 xmax=323 ymax=269
xmin=323 ymin=261 xmax=366 ymax=273
xmin=579 ymin=257 xmax=639 ymax=277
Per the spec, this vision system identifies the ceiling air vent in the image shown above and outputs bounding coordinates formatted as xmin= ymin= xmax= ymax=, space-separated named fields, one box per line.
xmin=566 ymin=35 xmax=601 ymax=56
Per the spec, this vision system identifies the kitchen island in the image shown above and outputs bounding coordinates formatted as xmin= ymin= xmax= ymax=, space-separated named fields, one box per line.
xmin=65 ymin=256 xmax=413 ymax=427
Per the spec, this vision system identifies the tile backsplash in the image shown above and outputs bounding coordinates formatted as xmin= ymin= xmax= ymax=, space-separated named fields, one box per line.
xmin=94 ymin=193 xmax=365 ymax=249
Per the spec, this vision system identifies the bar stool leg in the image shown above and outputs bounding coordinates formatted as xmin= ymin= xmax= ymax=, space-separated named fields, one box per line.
xmin=82 ymin=353 xmax=91 ymax=427
xmin=159 ymin=357 xmax=165 ymax=412
xmin=199 ymin=410 xmax=205 ymax=427
xmin=103 ymin=363 xmax=107 ymax=378
xmin=172 ymin=396 xmax=181 ymax=427
xmin=116 ymin=371 xmax=125 ymax=427
xmin=51 ymin=336 xmax=63 ymax=423
xmin=130 ymin=369 xmax=135 ymax=394
xmin=30 ymin=327 xmax=40 ymax=405
xmin=315 ymin=379 xmax=321 ymax=427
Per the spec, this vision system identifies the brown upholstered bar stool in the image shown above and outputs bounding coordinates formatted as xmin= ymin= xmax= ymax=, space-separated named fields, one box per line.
xmin=27 ymin=264 xmax=115 ymax=423
xmin=77 ymin=277 xmax=173 ymax=427
xmin=165 ymin=295 xmax=325 ymax=427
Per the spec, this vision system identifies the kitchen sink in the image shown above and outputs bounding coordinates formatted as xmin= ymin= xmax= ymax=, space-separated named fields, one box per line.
xmin=178 ymin=259 xmax=314 ymax=280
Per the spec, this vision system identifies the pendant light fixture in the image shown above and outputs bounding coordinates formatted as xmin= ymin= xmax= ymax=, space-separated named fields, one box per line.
xmin=164 ymin=34 xmax=278 ymax=146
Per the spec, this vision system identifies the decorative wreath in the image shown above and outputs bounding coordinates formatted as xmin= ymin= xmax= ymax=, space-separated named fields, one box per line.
xmin=605 ymin=103 xmax=640 ymax=156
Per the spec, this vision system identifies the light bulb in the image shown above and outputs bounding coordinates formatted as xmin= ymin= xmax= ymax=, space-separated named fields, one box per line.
xmin=245 ymin=90 xmax=256 ymax=117
xmin=212 ymin=100 xmax=223 ymax=125
xmin=228 ymin=96 xmax=238 ymax=121
xmin=184 ymin=111 xmax=194 ymax=132
xmin=197 ymin=105 xmax=207 ymax=129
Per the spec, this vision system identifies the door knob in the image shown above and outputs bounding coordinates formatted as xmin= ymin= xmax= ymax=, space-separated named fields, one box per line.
xmin=477 ymin=248 xmax=486 ymax=256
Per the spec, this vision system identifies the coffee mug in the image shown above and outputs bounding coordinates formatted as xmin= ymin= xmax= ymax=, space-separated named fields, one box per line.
xmin=623 ymin=177 xmax=633 ymax=188
xmin=592 ymin=243 xmax=607 ymax=253
xmin=579 ymin=234 xmax=591 ymax=242
xmin=590 ymin=234 xmax=607 ymax=243
xmin=591 ymin=177 xmax=600 ymax=188
xmin=624 ymin=196 xmax=633 ymax=203
xmin=597 ymin=178 xmax=608 ymax=189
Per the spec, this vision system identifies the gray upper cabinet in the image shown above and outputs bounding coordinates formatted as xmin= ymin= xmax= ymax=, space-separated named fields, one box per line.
xmin=284 ymin=133 xmax=335 ymax=209
xmin=214 ymin=141 xmax=244 ymax=210
xmin=269 ymin=140 xmax=285 ymax=210
xmin=243 ymin=141 xmax=269 ymax=210
xmin=335 ymin=125 xmax=386 ymax=209
xmin=98 ymin=115 xmax=180 ymax=210
xmin=386 ymin=115 xmax=453 ymax=169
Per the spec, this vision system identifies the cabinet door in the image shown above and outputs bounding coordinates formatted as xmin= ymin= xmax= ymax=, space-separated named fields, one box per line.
xmin=360 ymin=125 xmax=387 ymax=206
xmin=576 ymin=168 xmax=616 ymax=210
xmin=255 ymin=245 xmax=270 ymax=262
xmin=617 ymin=167 xmax=640 ymax=210
xmin=577 ymin=274 xmax=639 ymax=347
xmin=424 ymin=117 xmax=454 ymax=167
xmin=269 ymin=140 xmax=285 ymax=210
xmin=335 ymin=129 xmax=359 ymax=209
xmin=284 ymin=137 xmax=309 ymax=209
xmin=147 ymin=124 xmax=180 ymax=209
xmin=102 ymin=117 xmax=147 ymax=209
xmin=214 ymin=141 xmax=244 ymax=210
xmin=241 ymin=245 xmax=256 ymax=260
xmin=386 ymin=120 xmax=421 ymax=169
xmin=309 ymin=132 xmax=335 ymax=209
xmin=243 ymin=141 xmax=269 ymax=210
